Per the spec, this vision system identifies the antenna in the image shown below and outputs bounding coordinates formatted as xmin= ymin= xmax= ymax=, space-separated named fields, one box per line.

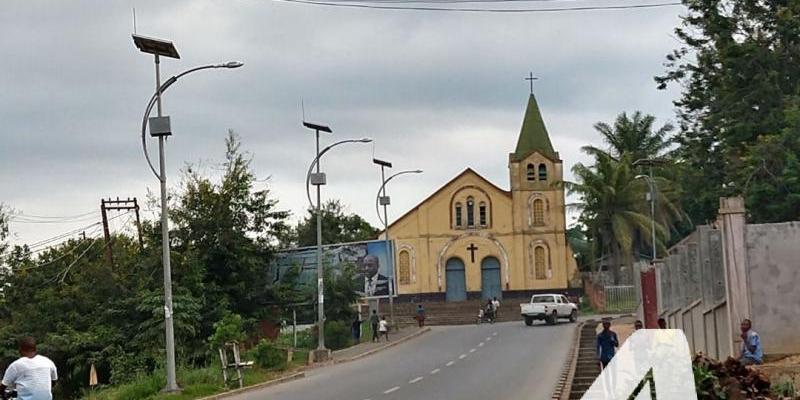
xmin=132 ymin=7 xmax=137 ymax=34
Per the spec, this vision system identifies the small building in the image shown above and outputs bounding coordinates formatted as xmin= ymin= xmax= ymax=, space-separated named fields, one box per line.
xmin=387 ymin=93 xmax=579 ymax=302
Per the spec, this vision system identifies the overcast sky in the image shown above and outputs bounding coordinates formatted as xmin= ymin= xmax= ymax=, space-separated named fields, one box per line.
xmin=1 ymin=0 xmax=683 ymax=248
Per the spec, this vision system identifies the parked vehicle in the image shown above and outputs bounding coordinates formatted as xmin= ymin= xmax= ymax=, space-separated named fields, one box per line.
xmin=520 ymin=294 xmax=577 ymax=326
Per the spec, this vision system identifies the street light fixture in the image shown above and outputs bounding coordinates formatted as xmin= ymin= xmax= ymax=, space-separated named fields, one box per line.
xmin=134 ymin=34 xmax=242 ymax=392
xmin=373 ymin=161 xmax=423 ymax=331
xmin=303 ymin=122 xmax=371 ymax=359
xmin=632 ymin=158 xmax=669 ymax=262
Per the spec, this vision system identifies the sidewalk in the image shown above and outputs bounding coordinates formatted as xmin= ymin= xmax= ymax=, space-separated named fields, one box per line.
xmin=332 ymin=326 xmax=430 ymax=362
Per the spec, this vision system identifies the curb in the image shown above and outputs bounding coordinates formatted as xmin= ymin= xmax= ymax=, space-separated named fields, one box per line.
xmin=552 ymin=321 xmax=585 ymax=400
xmin=196 ymin=372 xmax=305 ymax=400
xmin=333 ymin=327 xmax=432 ymax=364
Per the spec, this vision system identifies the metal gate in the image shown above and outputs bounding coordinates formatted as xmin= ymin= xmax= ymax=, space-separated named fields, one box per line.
xmin=604 ymin=285 xmax=638 ymax=312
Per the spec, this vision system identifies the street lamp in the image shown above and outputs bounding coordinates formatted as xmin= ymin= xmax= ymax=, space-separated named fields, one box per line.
xmin=633 ymin=158 xmax=668 ymax=262
xmin=134 ymin=34 xmax=242 ymax=392
xmin=373 ymin=160 xmax=423 ymax=331
xmin=302 ymin=121 xmax=371 ymax=359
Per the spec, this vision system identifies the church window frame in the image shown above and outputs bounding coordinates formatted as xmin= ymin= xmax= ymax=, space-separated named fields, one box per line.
xmin=455 ymin=202 xmax=463 ymax=228
xmin=538 ymin=164 xmax=548 ymax=181
xmin=532 ymin=199 xmax=545 ymax=226
xmin=526 ymin=164 xmax=536 ymax=181
xmin=479 ymin=202 xmax=487 ymax=227
xmin=398 ymin=250 xmax=411 ymax=285
xmin=534 ymin=245 xmax=549 ymax=280
xmin=466 ymin=197 xmax=475 ymax=227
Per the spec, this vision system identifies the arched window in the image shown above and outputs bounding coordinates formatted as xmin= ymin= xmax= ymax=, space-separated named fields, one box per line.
xmin=526 ymin=164 xmax=536 ymax=181
xmin=479 ymin=202 xmax=487 ymax=226
xmin=398 ymin=250 xmax=411 ymax=285
xmin=532 ymin=199 xmax=545 ymax=226
xmin=538 ymin=164 xmax=548 ymax=181
xmin=455 ymin=203 xmax=463 ymax=227
xmin=535 ymin=246 xmax=547 ymax=280
xmin=466 ymin=197 xmax=475 ymax=227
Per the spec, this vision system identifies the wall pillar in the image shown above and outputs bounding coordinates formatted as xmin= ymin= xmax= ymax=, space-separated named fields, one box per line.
xmin=718 ymin=196 xmax=751 ymax=357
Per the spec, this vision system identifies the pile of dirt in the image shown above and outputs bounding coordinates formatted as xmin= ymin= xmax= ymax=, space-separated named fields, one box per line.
xmin=694 ymin=354 xmax=774 ymax=399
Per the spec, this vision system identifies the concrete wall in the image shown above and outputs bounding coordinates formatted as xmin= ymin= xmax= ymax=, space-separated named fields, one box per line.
xmin=746 ymin=222 xmax=800 ymax=354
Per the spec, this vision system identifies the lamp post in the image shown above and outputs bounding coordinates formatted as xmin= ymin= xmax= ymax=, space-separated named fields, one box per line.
xmin=633 ymin=158 xmax=668 ymax=261
xmin=373 ymin=160 xmax=423 ymax=331
xmin=134 ymin=34 xmax=242 ymax=392
xmin=303 ymin=122 xmax=371 ymax=357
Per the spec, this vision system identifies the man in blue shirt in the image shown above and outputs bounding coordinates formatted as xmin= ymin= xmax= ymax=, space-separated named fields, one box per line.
xmin=739 ymin=319 xmax=763 ymax=365
xmin=597 ymin=320 xmax=619 ymax=368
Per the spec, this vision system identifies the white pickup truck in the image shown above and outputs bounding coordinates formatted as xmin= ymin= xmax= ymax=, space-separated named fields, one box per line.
xmin=520 ymin=294 xmax=578 ymax=326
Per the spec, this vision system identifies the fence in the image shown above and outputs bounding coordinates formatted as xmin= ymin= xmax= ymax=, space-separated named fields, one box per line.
xmin=604 ymin=285 xmax=638 ymax=312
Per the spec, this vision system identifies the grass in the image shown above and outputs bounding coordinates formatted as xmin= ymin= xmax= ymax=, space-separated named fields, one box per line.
xmin=85 ymin=365 xmax=299 ymax=400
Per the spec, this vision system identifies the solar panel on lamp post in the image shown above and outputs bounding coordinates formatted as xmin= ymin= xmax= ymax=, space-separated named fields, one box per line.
xmin=133 ymin=34 xmax=242 ymax=392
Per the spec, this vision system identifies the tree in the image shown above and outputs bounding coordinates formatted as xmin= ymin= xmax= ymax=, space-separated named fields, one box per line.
xmin=0 ymin=204 xmax=9 ymax=258
xmin=284 ymin=200 xmax=378 ymax=248
xmin=585 ymin=112 xmax=673 ymax=162
xmin=656 ymin=0 xmax=800 ymax=224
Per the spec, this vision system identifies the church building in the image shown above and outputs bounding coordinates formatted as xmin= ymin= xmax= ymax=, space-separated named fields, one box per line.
xmin=387 ymin=94 xmax=579 ymax=302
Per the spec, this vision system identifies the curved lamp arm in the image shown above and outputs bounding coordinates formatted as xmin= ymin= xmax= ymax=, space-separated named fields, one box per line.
xmin=304 ymin=138 xmax=373 ymax=208
xmin=375 ymin=169 xmax=423 ymax=226
xmin=141 ymin=62 xmax=244 ymax=180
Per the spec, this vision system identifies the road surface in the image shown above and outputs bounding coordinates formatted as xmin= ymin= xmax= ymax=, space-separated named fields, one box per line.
xmin=230 ymin=319 xmax=577 ymax=400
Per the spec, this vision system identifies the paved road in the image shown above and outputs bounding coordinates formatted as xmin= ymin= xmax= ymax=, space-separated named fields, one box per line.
xmin=231 ymin=319 xmax=577 ymax=400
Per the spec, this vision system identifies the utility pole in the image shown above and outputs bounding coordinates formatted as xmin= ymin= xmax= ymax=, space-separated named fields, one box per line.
xmin=100 ymin=197 xmax=145 ymax=266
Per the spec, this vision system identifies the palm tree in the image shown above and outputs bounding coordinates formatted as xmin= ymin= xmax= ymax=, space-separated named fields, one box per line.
xmin=585 ymin=111 xmax=674 ymax=162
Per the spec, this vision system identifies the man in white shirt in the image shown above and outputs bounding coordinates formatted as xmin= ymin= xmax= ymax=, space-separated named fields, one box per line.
xmin=1 ymin=337 xmax=57 ymax=400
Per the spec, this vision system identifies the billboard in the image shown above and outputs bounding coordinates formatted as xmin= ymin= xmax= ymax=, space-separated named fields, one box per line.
xmin=271 ymin=239 xmax=394 ymax=299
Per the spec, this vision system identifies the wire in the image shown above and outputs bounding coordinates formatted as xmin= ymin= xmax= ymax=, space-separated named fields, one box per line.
xmin=16 ymin=226 xmax=104 ymax=272
xmin=9 ymin=210 xmax=97 ymax=220
xmin=273 ymin=0 xmax=682 ymax=12
xmin=58 ymin=239 xmax=102 ymax=284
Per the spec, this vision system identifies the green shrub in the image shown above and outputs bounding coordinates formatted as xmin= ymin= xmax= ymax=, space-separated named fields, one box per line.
xmin=772 ymin=378 xmax=796 ymax=398
xmin=323 ymin=320 xmax=352 ymax=350
xmin=209 ymin=313 xmax=246 ymax=349
xmin=276 ymin=328 xmax=314 ymax=349
xmin=251 ymin=340 xmax=287 ymax=370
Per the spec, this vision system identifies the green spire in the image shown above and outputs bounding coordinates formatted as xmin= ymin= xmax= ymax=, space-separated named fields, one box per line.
xmin=512 ymin=94 xmax=556 ymax=161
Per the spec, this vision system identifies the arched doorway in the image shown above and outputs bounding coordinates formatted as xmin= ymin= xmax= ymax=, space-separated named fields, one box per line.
xmin=481 ymin=256 xmax=502 ymax=300
xmin=445 ymin=257 xmax=467 ymax=302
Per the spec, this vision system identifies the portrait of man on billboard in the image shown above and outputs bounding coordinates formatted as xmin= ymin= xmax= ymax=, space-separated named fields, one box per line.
xmin=359 ymin=254 xmax=389 ymax=297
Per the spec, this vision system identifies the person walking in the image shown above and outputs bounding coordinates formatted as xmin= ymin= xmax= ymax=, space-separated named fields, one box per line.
xmin=1 ymin=337 xmax=58 ymax=400
xmin=597 ymin=320 xmax=619 ymax=368
xmin=738 ymin=319 xmax=763 ymax=365
xmin=351 ymin=315 xmax=362 ymax=344
xmin=370 ymin=310 xmax=380 ymax=343
xmin=379 ymin=316 xmax=390 ymax=342
xmin=634 ymin=320 xmax=644 ymax=330
xmin=657 ymin=317 xmax=667 ymax=329
xmin=415 ymin=304 xmax=426 ymax=328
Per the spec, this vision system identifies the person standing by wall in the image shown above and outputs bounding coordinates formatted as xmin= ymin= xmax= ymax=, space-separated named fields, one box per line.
xmin=351 ymin=315 xmax=362 ymax=344
xmin=415 ymin=304 xmax=426 ymax=328
xmin=492 ymin=297 xmax=500 ymax=320
xmin=379 ymin=316 xmax=390 ymax=342
xmin=739 ymin=319 xmax=763 ymax=365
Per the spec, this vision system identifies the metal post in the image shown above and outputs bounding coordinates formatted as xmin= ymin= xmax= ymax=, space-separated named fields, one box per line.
xmin=379 ymin=166 xmax=396 ymax=331
xmin=315 ymin=129 xmax=326 ymax=351
xmin=155 ymin=54 xmax=178 ymax=392
xmin=649 ymin=166 xmax=656 ymax=261
xmin=292 ymin=308 xmax=297 ymax=349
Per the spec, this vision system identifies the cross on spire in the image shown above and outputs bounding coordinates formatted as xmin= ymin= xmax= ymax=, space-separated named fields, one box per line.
xmin=524 ymin=72 xmax=538 ymax=94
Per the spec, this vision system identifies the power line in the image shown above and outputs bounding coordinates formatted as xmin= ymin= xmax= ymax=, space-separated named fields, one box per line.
xmin=16 ymin=226 xmax=104 ymax=272
xmin=272 ymin=0 xmax=682 ymax=12
xmin=9 ymin=210 xmax=97 ymax=220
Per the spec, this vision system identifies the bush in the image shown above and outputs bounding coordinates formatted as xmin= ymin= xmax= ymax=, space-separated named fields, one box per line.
xmin=209 ymin=313 xmax=246 ymax=349
xmin=250 ymin=340 xmax=287 ymax=370
xmin=323 ymin=321 xmax=352 ymax=350
xmin=276 ymin=328 xmax=314 ymax=349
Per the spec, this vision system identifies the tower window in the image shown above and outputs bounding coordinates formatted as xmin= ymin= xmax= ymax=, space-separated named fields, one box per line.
xmin=479 ymin=202 xmax=487 ymax=226
xmin=534 ymin=246 xmax=547 ymax=280
xmin=538 ymin=164 xmax=548 ymax=181
xmin=526 ymin=164 xmax=536 ymax=181
xmin=533 ymin=199 xmax=545 ymax=226
xmin=466 ymin=197 xmax=475 ymax=227
xmin=455 ymin=203 xmax=463 ymax=227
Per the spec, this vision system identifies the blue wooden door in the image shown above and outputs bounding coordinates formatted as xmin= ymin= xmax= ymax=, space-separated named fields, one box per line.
xmin=481 ymin=257 xmax=502 ymax=300
xmin=445 ymin=258 xmax=467 ymax=302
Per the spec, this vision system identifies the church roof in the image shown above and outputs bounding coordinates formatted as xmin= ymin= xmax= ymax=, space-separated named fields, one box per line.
xmin=382 ymin=168 xmax=510 ymax=234
xmin=511 ymin=94 xmax=557 ymax=161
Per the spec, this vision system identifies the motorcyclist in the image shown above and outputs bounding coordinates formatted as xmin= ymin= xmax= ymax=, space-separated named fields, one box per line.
xmin=1 ymin=337 xmax=57 ymax=400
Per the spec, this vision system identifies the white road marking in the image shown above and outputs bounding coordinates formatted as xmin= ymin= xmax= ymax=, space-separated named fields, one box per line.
xmin=493 ymin=332 xmax=498 ymax=336
xmin=486 ymin=337 xmax=492 ymax=341
xmin=430 ymin=368 xmax=440 ymax=374
xmin=459 ymin=354 xmax=467 ymax=359
xmin=446 ymin=361 xmax=455 ymax=367
xmin=469 ymin=348 xmax=476 ymax=353
xmin=409 ymin=377 xmax=424 ymax=384
xmin=384 ymin=386 xmax=400 ymax=394
xmin=478 ymin=342 xmax=484 ymax=347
